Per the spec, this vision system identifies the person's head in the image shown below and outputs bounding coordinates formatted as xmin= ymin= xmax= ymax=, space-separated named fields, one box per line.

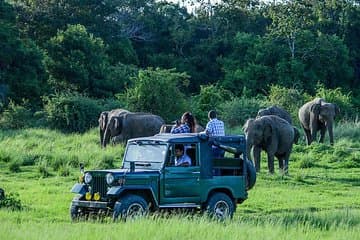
xmin=181 ymin=112 xmax=196 ymax=133
xmin=175 ymin=144 xmax=185 ymax=157
xmin=208 ymin=110 xmax=217 ymax=120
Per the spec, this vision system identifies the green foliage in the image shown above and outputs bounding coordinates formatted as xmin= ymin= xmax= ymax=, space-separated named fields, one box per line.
xmin=0 ymin=100 xmax=34 ymax=129
xmin=46 ymin=24 xmax=112 ymax=98
xmin=315 ymin=84 xmax=354 ymax=119
xmin=191 ymin=84 xmax=233 ymax=125
xmin=124 ymin=68 xmax=189 ymax=122
xmin=8 ymin=160 xmax=21 ymax=172
xmin=265 ymin=85 xmax=305 ymax=125
xmin=219 ymin=96 xmax=263 ymax=128
xmin=0 ymin=1 xmax=48 ymax=106
xmin=43 ymin=92 xmax=102 ymax=133
xmin=0 ymin=192 xmax=22 ymax=211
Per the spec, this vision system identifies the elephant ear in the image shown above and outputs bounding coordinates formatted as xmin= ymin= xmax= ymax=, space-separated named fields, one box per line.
xmin=114 ymin=116 xmax=122 ymax=131
xmin=101 ymin=112 xmax=108 ymax=130
xmin=263 ymin=120 xmax=273 ymax=143
xmin=334 ymin=104 xmax=340 ymax=116
xmin=310 ymin=103 xmax=321 ymax=115
xmin=243 ymin=118 xmax=255 ymax=133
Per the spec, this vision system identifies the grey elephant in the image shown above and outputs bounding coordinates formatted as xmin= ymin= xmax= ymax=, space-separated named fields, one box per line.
xmin=159 ymin=124 xmax=205 ymax=133
xmin=103 ymin=112 xmax=165 ymax=147
xmin=243 ymin=115 xmax=296 ymax=174
xmin=298 ymin=98 xmax=340 ymax=145
xmin=99 ymin=109 xmax=129 ymax=147
xmin=257 ymin=105 xmax=300 ymax=144
xmin=257 ymin=105 xmax=292 ymax=124
xmin=98 ymin=111 xmax=109 ymax=147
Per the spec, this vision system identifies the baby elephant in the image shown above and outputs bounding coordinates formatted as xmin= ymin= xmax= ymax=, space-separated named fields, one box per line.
xmin=243 ymin=115 xmax=296 ymax=174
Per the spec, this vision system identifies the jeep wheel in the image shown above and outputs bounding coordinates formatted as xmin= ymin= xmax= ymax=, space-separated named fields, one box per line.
xmin=113 ymin=194 xmax=148 ymax=221
xmin=70 ymin=202 xmax=82 ymax=221
xmin=205 ymin=192 xmax=234 ymax=220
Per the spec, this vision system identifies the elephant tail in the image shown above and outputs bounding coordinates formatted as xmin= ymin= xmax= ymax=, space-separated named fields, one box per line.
xmin=293 ymin=127 xmax=300 ymax=144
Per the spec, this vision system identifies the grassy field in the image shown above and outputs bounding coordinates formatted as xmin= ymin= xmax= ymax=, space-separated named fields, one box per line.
xmin=0 ymin=122 xmax=359 ymax=240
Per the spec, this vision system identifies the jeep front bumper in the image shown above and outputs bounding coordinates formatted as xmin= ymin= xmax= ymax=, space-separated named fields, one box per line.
xmin=71 ymin=199 xmax=109 ymax=209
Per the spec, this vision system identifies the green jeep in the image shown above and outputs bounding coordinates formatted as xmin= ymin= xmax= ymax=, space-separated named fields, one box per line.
xmin=70 ymin=133 xmax=256 ymax=221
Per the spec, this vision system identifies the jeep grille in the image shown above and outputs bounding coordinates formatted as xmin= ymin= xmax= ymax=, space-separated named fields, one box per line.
xmin=91 ymin=175 xmax=107 ymax=198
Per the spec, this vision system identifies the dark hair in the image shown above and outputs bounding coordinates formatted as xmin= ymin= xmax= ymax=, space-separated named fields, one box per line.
xmin=208 ymin=110 xmax=217 ymax=119
xmin=175 ymin=144 xmax=184 ymax=152
xmin=181 ymin=111 xmax=196 ymax=133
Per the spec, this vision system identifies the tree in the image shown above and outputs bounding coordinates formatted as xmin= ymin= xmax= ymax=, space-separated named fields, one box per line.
xmin=45 ymin=24 xmax=112 ymax=98
xmin=0 ymin=0 xmax=47 ymax=106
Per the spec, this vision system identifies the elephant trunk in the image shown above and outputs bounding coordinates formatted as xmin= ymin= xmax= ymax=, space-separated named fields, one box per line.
xmin=103 ymin=128 xmax=111 ymax=147
xmin=326 ymin=121 xmax=334 ymax=145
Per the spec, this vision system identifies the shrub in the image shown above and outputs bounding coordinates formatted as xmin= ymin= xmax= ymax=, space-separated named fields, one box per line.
xmin=219 ymin=96 xmax=263 ymax=128
xmin=0 ymin=192 xmax=22 ymax=211
xmin=265 ymin=85 xmax=305 ymax=125
xmin=124 ymin=68 xmax=189 ymax=122
xmin=43 ymin=92 xmax=102 ymax=133
xmin=8 ymin=160 xmax=21 ymax=172
xmin=0 ymin=100 xmax=34 ymax=129
xmin=315 ymin=84 xmax=354 ymax=120
xmin=191 ymin=84 xmax=233 ymax=125
xmin=298 ymin=157 xmax=315 ymax=169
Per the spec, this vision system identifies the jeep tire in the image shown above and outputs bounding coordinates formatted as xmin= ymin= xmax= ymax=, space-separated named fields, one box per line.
xmin=205 ymin=192 xmax=235 ymax=220
xmin=113 ymin=194 xmax=148 ymax=221
xmin=70 ymin=195 xmax=82 ymax=221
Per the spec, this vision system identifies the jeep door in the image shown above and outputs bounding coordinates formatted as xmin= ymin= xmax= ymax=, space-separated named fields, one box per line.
xmin=160 ymin=144 xmax=200 ymax=204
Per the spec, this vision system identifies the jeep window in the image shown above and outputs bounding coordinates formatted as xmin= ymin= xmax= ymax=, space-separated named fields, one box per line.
xmin=166 ymin=143 xmax=197 ymax=167
xmin=123 ymin=143 xmax=167 ymax=170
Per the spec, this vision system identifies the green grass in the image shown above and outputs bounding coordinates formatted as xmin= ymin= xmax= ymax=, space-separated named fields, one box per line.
xmin=0 ymin=122 xmax=359 ymax=239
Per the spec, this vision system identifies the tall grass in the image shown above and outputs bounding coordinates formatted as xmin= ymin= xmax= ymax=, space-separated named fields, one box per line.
xmin=0 ymin=121 xmax=359 ymax=239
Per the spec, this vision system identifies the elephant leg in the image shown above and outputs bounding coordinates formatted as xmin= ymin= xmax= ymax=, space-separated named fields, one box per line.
xmin=267 ymin=154 xmax=275 ymax=174
xmin=319 ymin=126 xmax=326 ymax=143
xmin=253 ymin=146 xmax=261 ymax=172
xmin=302 ymin=125 xmax=312 ymax=145
xmin=278 ymin=157 xmax=284 ymax=170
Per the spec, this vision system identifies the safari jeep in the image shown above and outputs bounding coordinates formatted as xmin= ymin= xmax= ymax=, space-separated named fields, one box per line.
xmin=70 ymin=133 xmax=256 ymax=221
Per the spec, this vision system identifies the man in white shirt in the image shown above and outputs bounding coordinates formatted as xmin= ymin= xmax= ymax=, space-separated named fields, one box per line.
xmin=175 ymin=144 xmax=192 ymax=166
xmin=205 ymin=110 xmax=225 ymax=158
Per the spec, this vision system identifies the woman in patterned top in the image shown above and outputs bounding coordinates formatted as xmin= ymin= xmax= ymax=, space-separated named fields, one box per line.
xmin=171 ymin=112 xmax=196 ymax=133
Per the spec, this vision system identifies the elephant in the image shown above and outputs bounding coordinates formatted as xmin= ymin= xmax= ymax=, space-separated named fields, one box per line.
xmin=257 ymin=105 xmax=292 ymax=124
xmin=257 ymin=105 xmax=300 ymax=144
xmin=159 ymin=124 xmax=205 ymax=133
xmin=103 ymin=112 xmax=165 ymax=147
xmin=298 ymin=98 xmax=340 ymax=145
xmin=99 ymin=109 xmax=129 ymax=147
xmin=243 ymin=115 xmax=296 ymax=174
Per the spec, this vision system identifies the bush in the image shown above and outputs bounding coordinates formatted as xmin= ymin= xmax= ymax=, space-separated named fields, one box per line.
xmin=124 ymin=68 xmax=189 ymax=122
xmin=219 ymin=96 xmax=263 ymax=128
xmin=0 ymin=192 xmax=22 ymax=211
xmin=315 ymin=84 xmax=354 ymax=120
xmin=8 ymin=160 xmax=21 ymax=172
xmin=43 ymin=92 xmax=102 ymax=133
xmin=191 ymin=84 xmax=233 ymax=125
xmin=0 ymin=100 xmax=34 ymax=129
xmin=265 ymin=85 xmax=305 ymax=125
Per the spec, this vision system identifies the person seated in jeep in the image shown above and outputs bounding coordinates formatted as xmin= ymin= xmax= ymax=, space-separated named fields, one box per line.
xmin=175 ymin=144 xmax=192 ymax=166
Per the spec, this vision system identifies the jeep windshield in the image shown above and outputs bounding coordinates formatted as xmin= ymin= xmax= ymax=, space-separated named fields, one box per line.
xmin=122 ymin=141 xmax=167 ymax=170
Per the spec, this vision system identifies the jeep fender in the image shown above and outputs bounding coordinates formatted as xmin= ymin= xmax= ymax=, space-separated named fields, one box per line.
xmin=70 ymin=183 xmax=87 ymax=195
xmin=107 ymin=186 xmax=159 ymax=207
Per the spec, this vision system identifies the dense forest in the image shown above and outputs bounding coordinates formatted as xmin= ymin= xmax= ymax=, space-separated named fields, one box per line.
xmin=0 ymin=0 xmax=359 ymax=132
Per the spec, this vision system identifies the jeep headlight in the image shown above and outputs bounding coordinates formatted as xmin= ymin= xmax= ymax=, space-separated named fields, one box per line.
xmin=106 ymin=173 xmax=114 ymax=185
xmin=84 ymin=172 xmax=92 ymax=184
